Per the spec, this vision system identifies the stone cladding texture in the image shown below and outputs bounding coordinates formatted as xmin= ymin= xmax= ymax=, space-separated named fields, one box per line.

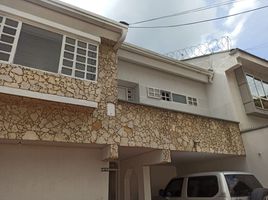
xmin=0 ymin=39 xmax=245 ymax=155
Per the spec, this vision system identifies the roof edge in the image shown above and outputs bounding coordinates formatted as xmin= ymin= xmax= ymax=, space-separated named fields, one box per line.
xmin=121 ymin=43 xmax=214 ymax=78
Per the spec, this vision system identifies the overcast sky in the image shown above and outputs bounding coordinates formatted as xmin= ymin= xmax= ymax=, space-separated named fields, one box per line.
xmin=60 ymin=0 xmax=268 ymax=60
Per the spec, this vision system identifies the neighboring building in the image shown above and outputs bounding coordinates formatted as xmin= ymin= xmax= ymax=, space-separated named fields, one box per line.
xmin=0 ymin=1 xmax=257 ymax=200
xmin=185 ymin=49 xmax=268 ymax=186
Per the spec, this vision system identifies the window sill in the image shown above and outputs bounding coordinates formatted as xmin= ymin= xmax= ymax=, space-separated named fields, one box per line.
xmin=0 ymin=85 xmax=98 ymax=108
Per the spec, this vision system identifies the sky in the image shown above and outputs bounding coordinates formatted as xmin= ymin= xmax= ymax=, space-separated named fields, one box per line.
xmin=60 ymin=0 xmax=268 ymax=60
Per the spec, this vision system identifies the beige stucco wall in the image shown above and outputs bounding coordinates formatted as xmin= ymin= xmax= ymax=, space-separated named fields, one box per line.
xmin=0 ymin=144 xmax=109 ymax=200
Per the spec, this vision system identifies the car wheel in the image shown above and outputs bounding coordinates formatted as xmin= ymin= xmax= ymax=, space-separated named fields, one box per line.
xmin=251 ymin=188 xmax=268 ymax=200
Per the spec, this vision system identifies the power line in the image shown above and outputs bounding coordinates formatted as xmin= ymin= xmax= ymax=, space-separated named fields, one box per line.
xmin=130 ymin=0 xmax=246 ymax=25
xmin=129 ymin=5 xmax=268 ymax=29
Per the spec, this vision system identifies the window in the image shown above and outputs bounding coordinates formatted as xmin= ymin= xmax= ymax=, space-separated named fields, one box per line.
xmin=187 ymin=176 xmax=218 ymax=197
xmin=188 ymin=97 xmax=198 ymax=106
xmin=225 ymin=174 xmax=262 ymax=197
xmin=0 ymin=14 xmax=99 ymax=82
xmin=59 ymin=36 xmax=98 ymax=81
xmin=14 ymin=24 xmax=62 ymax=73
xmin=161 ymin=90 xmax=171 ymax=101
xmin=147 ymin=87 xmax=161 ymax=99
xmin=164 ymin=178 xmax=183 ymax=197
xmin=172 ymin=93 xmax=187 ymax=104
xmin=246 ymin=74 xmax=268 ymax=109
xmin=0 ymin=16 xmax=21 ymax=63
xmin=118 ymin=86 xmax=135 ymax=102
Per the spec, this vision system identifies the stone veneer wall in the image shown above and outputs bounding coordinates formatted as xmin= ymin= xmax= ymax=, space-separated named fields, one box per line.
xmin=0 ymin=39 xmax=117 ymax=104
xmin=0 ymin=39 xmax=244 ymax=155
xmin=0 ymin=93 xmax=245 ymax=155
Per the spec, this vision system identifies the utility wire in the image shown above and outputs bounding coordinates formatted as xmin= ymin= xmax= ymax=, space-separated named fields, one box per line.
xmin=129 ymin=5 xmax=268 ymax=29
xmin=130 ymin=0 xmax=246 ymax=25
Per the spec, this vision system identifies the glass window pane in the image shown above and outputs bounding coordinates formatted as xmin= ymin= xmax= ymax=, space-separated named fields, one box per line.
xmin=78 ymin=41 xmax=87 ymax=48
xmin=88 ymin=44 xmax=97 ymax=51
xmin=253 ymin=97 xmax=263 ymax=109
xmin=164 ymin=178 xmax=183 ymax=197
xmin=187 ymin=176 xmax=218 ymax=197
xmin=5 ymin=18 xmax=18 ymax=28
xmin=246 ymin=75 xmax=258 ymax=97
xmin=66 ymin=37 xmax=75 ymax=45
xmin=65 ymin=44 xmax=75 ymax=52
xmin=61 ymin=67 xmax=72 ymax=75
xmin=263 ymin=81 xmax=268 ymax=98
xmin=262 ymin=99 xmax=268 ymax=109
xmin=172 ymin=93 xmax=187 ymax=104
xmin=88 ymin=51 xmax=97 ymax=58
xmin=225 ymin=174 xmax=262 ymax=197
xmin=255 ymin=79 xmax=265 ymax=98
xmin=76 ymin=55 xmax=86 ymax=63
xmin=3 ymin=26 xmax=16 ymax=35
xmin=0 ymin=42 xmax=12 ymax=52
xmin=77 ymin=48 xmax=86 ymax=55
xmin=1 ymin=34 xmax=14 ymax=43
xmin=0 ymin=52 xmax=10 ymax=61
xmin=87 ymin=66 xmax=96 ymax=73
xmin=63 ymin=59 xmax=73 ymax=67
xmin=86 ymin=73 xmax=96 ymax=81
xmin=76 ymin=62 xmax=85 ymax=70
xmin=64 ymin=51 xmax=74 ymax=60
xmin=87 ymin=58 xmax=96 ymax=65
xmin=75 ymin=70 xmax=85 ymax=78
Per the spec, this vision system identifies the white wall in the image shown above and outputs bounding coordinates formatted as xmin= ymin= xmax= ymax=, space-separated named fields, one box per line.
xmin=186 ymin=52 xmax=268 ymax=130
xmin=242 ymin=127 xmax=268 ymax=187
xmin=0 ymin=144 xmax=109 ymax=200
xmin=118 ymin=60 xmax=210 ymax=116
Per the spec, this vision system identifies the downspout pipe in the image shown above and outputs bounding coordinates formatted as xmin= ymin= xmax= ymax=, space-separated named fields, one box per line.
xmin=113 ymin=21 xmax=129 ymax=50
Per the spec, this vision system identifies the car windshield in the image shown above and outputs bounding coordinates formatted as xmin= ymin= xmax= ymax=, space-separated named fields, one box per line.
xmin=225 ymin=174 xmax=263 ymax=197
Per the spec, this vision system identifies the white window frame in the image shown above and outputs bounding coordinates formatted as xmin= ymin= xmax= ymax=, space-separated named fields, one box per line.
xmin=0 ymin=9 xmax=100 ymax=83
xmin=59 ymin=35 xmax=98 ymax=82
xmin=118 ymin=85 xmax=135 ymax=102
xmin=147 ymin=87 xmax=161 ymax=99
xmin=187 ymin=96 xmax=198 ymax=106
xmin=0 ymin=16 xmax=22 ymax=63
xmin=246 ymin=73 xmax=268 ymax=110
xmin=160 ymin=90 xmax=172 ymax=101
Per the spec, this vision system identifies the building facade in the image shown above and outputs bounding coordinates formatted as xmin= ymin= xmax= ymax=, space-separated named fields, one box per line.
xmin=0 ymin=1 xmax=254 ymax=200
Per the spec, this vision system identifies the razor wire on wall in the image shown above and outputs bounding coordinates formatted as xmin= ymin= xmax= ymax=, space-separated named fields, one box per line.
xmin=166 ymin=36 xmax=231 ymax=60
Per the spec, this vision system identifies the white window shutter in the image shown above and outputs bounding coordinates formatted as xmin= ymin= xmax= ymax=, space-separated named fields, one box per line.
xmin=0 ymin=16 xmax=22 ymax=63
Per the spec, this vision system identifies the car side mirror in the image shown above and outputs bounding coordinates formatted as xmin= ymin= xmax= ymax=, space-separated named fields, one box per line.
xmin=159 ymin=189 xmax=165 ymax=197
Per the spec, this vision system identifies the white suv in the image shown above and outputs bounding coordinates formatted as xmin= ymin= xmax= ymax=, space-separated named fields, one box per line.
xmin=157 ymin=171 xmax=268 ymax=200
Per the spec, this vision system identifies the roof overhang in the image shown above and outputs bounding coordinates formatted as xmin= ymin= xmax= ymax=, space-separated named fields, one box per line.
xmin=119 ymin=43 xmax=214 ymax=83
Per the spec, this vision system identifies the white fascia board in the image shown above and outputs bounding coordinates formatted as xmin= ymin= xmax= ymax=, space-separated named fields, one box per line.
xmin=0 ymin=5 xmax=101 ymax=43
xmin=119 ymin=45 xmax=213 ymax=83
xmin=25 ymin=0 xmax=128 ymax=34
xmin=0 ymin=86 xmax=98 ymax=108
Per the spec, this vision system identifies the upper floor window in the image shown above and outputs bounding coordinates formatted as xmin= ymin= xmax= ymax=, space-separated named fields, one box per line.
xmin=246 ymin=74 xmax=268 ymax=110
xmin=148 ymin=87 xmax=161 ymax=99
xmin=118 ymin=80 xmax=138 ymax=103
xmin=0 ymin=14 xmax=98 ymax=82
xmin=161 ymin=90 xmax=171 ymax=101
xmin=188 ymin=97 xmax=198 ymax=106
xmin=147 ymin=87 xmax=198 ymax=106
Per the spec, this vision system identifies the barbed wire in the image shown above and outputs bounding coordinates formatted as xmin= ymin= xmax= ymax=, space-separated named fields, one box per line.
xmin=166 ymin=36 xmax=232 ymax=60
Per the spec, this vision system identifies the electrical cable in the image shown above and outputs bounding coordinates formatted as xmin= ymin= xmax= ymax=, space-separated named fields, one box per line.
xmin=129 ymin=5 xmax=268 ymax=29
xmin=130 ymin=0 xmax=247 ymax=25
